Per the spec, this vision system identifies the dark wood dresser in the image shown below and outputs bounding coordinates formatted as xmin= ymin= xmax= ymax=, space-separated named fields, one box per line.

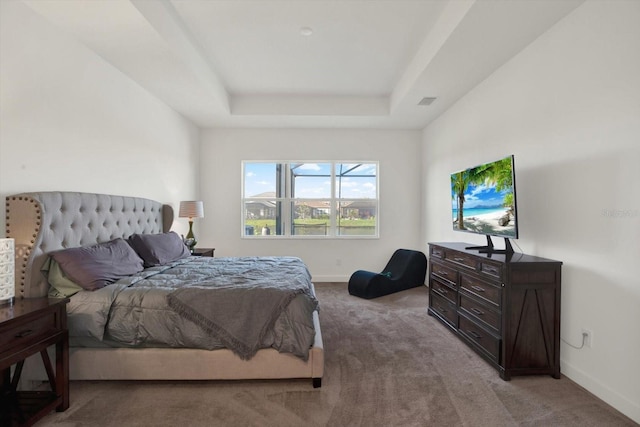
xmin=0 ymin=298 xmax=69 ymax=426
xmin=427 ymin=242 xmax=562 ymax=380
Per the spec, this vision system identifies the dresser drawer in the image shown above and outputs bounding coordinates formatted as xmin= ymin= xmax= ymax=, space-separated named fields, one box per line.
xmin=459 ymin=292 xmax=500 ymax=332
xmin=460 ymin=274 xmax=501 ymax=307
xmin=430 ymin=293 xmax=457 ymax=327
xmin=0 ymin=311 xmax=59 ymax=353
xmin=459 ymin=315 xmax=500 ymax=362
xmin=480 ymin=261 xmax=502 ymax=279
xmin=431 ymin=262 xmax=458 ymax=286
xmin=431 ymin=277 xmax=456 ymax=305
xmin=430 ymin=245 xmax=445 ymax=259
xmin=444 ymin=250 xmax=478 ymax=271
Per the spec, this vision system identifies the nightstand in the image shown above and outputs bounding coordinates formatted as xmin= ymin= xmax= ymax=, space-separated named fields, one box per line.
xmin=192 ymin=247 xmax=215 ymax=257
xmin=0 ymin=297 xmax=69 ymax=426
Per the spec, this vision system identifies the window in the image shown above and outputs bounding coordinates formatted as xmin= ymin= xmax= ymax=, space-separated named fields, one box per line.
xmin=242 ymin=161 xmax=378 ymax=238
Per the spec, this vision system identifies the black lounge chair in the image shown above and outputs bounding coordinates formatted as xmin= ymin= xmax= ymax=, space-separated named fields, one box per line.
xmin=348 ymin=249 xmax=427 ymax=299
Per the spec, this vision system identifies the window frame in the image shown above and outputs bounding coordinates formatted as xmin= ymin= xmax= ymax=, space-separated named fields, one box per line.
xmin=241 ymin=161 xmax=379 ymax=239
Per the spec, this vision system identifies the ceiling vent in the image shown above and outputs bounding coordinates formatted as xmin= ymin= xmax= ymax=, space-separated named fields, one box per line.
xmin=418 ymin=97 xmax=437 ymax=106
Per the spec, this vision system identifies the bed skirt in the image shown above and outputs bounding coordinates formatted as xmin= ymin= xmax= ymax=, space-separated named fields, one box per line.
xmin=23 ymin=311 xmax=323 ymax=386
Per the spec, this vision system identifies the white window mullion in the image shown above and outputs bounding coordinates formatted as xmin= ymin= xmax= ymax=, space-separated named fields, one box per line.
xmin=330 ymin=163 xmax=337 ymax=236
xmin=283 ymin=163 xmax=292 ymax=236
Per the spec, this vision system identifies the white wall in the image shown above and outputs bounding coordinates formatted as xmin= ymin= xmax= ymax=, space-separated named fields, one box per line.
xmin=200 ymin=128 xmax=423 ymax=281
xmin=0 ymin=1 xmax=200 ymax=236
xmin=422 ymin=1 xmax=640 ymax=422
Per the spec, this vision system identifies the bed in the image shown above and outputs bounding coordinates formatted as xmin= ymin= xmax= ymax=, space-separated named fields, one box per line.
xmin=5 ymin=191 xmax=324 ymax=387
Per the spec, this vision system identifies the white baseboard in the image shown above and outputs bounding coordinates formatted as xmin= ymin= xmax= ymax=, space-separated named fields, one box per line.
xmin=561 ymin=359 xmax=640 ymax=423
xmin=311 ymin=275 xmax=350 ymax=283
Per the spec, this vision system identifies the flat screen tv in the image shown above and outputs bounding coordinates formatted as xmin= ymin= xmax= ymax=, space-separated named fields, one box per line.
xmin=451 ymin=155 xmax=517 ymax=254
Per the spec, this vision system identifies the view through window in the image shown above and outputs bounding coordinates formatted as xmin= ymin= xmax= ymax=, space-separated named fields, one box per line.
xmin=242 ymin=162 xmax=378 ymax=237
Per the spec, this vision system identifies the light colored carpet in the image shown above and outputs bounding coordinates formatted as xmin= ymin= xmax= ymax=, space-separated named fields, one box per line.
xmin=38 ymin=283 xmax=635 ymax=426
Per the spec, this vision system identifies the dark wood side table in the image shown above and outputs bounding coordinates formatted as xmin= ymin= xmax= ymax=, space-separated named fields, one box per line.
xmin=0 ymin=298 xmax=69 ymax=427
xmin=192 ymin=248 xmax=215 ymax=257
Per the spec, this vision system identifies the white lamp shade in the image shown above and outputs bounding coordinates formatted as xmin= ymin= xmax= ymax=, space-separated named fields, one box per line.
xmin=0 ymin=238 xmax=15 ymax=303
xmin=179 ymin=201 xmax=204 ymax=219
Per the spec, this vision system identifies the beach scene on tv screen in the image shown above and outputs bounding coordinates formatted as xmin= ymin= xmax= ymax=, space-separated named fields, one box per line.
xmin=451 ymin=157 xmax=517 ymax=238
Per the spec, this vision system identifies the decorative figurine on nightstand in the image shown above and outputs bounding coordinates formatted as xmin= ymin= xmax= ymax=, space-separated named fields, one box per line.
xmin=179 ymin=200 xmax=204 ymax=254
xmin=183 ymin=237 xmax=197 ymax=253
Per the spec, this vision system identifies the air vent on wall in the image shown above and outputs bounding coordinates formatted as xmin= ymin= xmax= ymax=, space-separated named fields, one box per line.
xmin=418 ymin=97 xmax=437 ymax=106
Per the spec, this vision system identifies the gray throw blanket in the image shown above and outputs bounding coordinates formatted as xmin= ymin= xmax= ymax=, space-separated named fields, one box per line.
xmin=166 ymin=256 xmax=316 ymax=360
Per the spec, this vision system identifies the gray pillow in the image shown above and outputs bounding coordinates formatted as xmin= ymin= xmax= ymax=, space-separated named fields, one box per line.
xmin=50 ymin=238 xmax=144 ymax=291
xmin=128 ymin=231 xmax=190 ymax=267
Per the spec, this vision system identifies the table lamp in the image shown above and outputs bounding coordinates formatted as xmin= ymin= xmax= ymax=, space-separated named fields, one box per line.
xmin=179 ymin=201 xmax=204 ymax=252
xmin=0 ymin=238 xmax=15 ymax=305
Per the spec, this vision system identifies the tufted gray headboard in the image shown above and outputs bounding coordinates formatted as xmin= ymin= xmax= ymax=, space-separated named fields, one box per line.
xmin=5 ymin=192 xmax=173 ymax=298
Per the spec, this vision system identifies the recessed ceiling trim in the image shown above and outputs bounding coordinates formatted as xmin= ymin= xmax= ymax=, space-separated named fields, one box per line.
xmin=131 ymin=0 xmax=230 ymax=113
xmin=231 ymin=95 xmax=389 ymax=117
xmin=390 ymin=0 xmax=475 ymax=113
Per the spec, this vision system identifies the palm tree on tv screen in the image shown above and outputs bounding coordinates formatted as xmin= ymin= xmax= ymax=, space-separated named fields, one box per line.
xmin=452 ymin=157 xmax=513 ymax=230
xmin=452 ymin=171 xmax=469 ymax=230
xmin=491 ymin=157 xmax=514 ymax=211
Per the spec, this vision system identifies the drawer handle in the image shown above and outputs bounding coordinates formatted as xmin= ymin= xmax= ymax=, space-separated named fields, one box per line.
xmin=438 ymin=271 xmax=448 ymax=276
xmin=15 ymin=329 xmax=34 ymax=338
xmin=467 ymin=330 xmax=482 ymax=340
xmin=470 ymin=307 xmax=484 ymax=316
xmin=436 ymin=305 xmax=448 ymax=314
xmin=471 ymin=285 xmax=485 ymax=293
xmin=435 ymin=288 xmax=448 ymax=296
xmin=453 ymin=257 xmax=465 ymax=262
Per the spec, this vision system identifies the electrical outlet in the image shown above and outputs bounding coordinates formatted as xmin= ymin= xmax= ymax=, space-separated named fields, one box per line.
xmin=581 ymin=329 xmax=592 ymax=348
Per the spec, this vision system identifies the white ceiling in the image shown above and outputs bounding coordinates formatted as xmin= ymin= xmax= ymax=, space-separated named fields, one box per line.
xmin=23 ymin=0 xmax=584 ymax=130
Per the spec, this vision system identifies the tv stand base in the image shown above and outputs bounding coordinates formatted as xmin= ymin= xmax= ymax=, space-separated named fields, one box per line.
xmin=466 ymin=235 xmax=514 ymax=255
